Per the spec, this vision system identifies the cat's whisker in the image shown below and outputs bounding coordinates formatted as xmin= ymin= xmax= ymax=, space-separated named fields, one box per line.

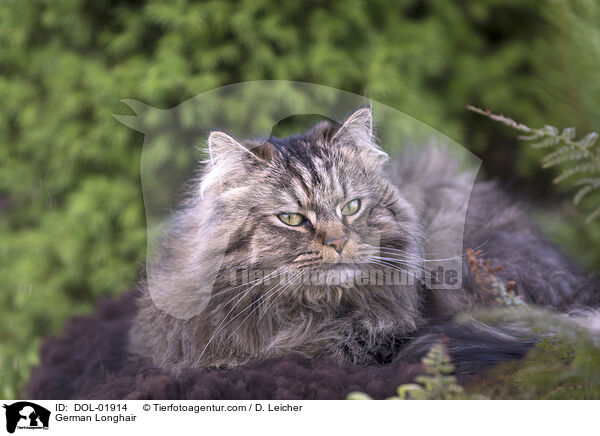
xmin=373 ymin=253 xmax=427 ymax=267
xmin=363 ymin=241 xmax=483 ymax=265
xmin=200 ymin=270 xmax=305 ymax=362
xmin=366 ymin=262 xmax=424 ymax=284
xmin=360 ymin=243 xmax=426 ymax=262
xmin=374 ymin=237 xmax=490 ymax=262
xmin=366 ymin=260 xmax=432 ymax=289
xmin=229 ymin=271 xmax=309 ymax=339
xmin=196 ymin=269 xmax=281 ymax=363
xmin=367 ymin=259 xmax=414 ymax=274
xmin=370 ymin=254 xmax=426 ymax=266
xmin=369 ymin=255 xmax=436 ymax=276
xmin=378 ymin=247 xmax=440 ymax=261
xmin=209 ymin=268 xmax=280 ymax=306
xmin=215 ymin=271 xmax=308 ymax=349
xmin=209 ymin=269 xmax=279 ymax=299
xmin=363 ymin=246 xmax=426 ymax=262
xmin=378 ymin=245 xmax=479 ymax=263
xmin=293 ymin=251 xmax=322 ymax=262
xmin=367 ymin=258 xmax=433 ymax=280
xmin=251 ymin=271 xmax=305 ymax=316
xmin=293 ymin=259 xmax=323 ymax=268
xmin=255 ymin=271 xmax=309 ymax=323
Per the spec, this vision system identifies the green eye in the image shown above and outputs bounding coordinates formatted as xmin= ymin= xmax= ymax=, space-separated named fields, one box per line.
xmin=341 ymin=199 xmax=361 ymax=216
xmin=278 ymin=212 xmax=305 ymax=226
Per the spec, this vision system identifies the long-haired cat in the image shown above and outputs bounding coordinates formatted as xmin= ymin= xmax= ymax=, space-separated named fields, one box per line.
xmin=129 ymin=107 xmax=599 ymax=374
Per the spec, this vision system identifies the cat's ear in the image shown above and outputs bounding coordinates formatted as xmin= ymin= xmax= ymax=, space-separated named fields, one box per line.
xmin=207 ymin=131 xmax=275 ymax=164
xmin=202 ymin=131 xmax=274 ymax=195
xmin=332 ymin=107 xmax=388 ymax=161
xmin=208 ymin=131 xmax=275 ymax=162
xmin=332 ymin=106 xmax=374 ymax=145
xmin=208 ymin=131 xmax=250 ymax=162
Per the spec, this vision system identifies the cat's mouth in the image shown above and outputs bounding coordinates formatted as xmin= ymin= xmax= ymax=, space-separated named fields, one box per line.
xmin=319 ymin=262 xmax=360 ymax=272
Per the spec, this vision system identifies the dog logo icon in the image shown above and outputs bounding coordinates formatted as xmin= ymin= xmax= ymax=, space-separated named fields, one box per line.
xmin=3 ymin=402 xmax=50 ymax=433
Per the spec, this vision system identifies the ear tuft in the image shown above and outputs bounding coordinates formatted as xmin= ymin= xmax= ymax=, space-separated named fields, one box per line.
xmin=208 ymin=131 xmax=247 ymax=161
xmin=202 ymin=132 xmax=274 ymax=196
xmin=331 ymin=106 xmax=388 ymax=162
xmin=332 ymin=106 xmax=374 ymax=145
xmin=208 ymin=132 xmax=275 ymax=163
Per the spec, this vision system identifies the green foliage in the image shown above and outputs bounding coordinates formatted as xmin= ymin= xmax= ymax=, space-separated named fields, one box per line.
xmin=347 ymin=343 xmax=483 ymax=400
xmin=468 ymin=105 xmax=600 ymax=222
xmin=395 ymin=343 xmax=470 ymax=400
xmin=1 ymin=0 xmax=599 ymax=398
xmin=467 ymin=309 xmax=600 ymax=399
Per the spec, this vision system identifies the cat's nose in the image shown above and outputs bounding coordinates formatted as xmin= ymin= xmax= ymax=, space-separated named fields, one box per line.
xmin=325 ymin=234 xmax=348 ymax=254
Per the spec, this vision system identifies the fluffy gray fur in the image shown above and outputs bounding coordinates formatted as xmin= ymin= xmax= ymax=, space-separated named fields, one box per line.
xmin=129 ymin=107 xmax=599 ymax=373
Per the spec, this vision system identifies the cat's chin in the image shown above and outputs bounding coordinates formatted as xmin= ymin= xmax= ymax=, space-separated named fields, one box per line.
xmin=292 ymin=263 xmax=365 ymax=290
xmin=320 ymin=262 xmax=359 ymax=271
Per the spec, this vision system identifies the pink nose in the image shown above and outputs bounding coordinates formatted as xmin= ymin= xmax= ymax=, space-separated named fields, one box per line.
xmin=325 ymin=235 xmax=348 ymax=254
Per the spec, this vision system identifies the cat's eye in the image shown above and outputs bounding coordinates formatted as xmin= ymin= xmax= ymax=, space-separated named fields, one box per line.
xmin=341 ymin=199 xmax=361 ymax=216
xmin=278 ymin=212 xmax=305 ymax=226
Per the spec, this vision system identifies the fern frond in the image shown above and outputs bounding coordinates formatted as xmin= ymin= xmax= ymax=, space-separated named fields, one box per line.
xmin=553 ymin=163 xmax=600 ymax=183
xmin=466 ymin=105 xmax=533 ymax=134
xmin=580 ymin=132 xmax=599 ymax=148
xmin=531 ymin=136 xmax=561 ymax=149
xmin=574 ymin=185 xmax=594 ymax=205
xmin=573 ymin=177 xmax=600 ymax=187
xmin=467 ymin=105 xmax=600 ymax=221
xmin=541 ymin=147 xmax=584 ymax=168
xmin=561 ymin=127 xmax=576 ymax=140
xmin=543 ymin=125 xmax=560 ymax=136
xmin=586 ymin=205 xmax=600 ymax=223
xmin=574 ymin=179 xmax=600 ymax=220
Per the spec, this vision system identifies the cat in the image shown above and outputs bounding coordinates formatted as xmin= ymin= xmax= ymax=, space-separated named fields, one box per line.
xmin=129 ymin=106 xmax=599 ymax=375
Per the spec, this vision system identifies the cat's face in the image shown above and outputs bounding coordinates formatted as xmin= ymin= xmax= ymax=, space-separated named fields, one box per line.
xmin=203 ymin=108 xmax=421 ymax=289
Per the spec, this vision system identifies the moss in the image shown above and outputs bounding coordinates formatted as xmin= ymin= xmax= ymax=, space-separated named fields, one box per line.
xmin=469 ymin=324 xmax=600 ymax=399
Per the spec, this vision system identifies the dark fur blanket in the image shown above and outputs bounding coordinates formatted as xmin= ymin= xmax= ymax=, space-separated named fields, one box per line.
xmin=27 ymin=290 xmax=537 ymax=400
xmin=27 ymin=291 xmax=428 ymax=400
